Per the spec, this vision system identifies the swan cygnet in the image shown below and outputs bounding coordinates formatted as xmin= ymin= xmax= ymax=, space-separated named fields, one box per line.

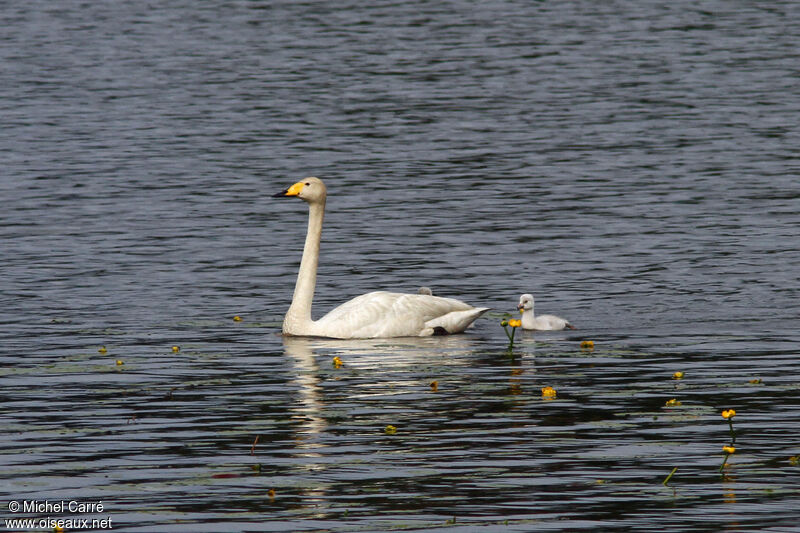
xmin=273 ymin=177 xmax=489 ymax=339
xmin=517 ymin=293 xmax=575 ymax=331
xmin=418 ymin=287 xmax=433 ymax=296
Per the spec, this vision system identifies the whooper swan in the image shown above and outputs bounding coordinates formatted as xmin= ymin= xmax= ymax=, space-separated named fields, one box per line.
xmin=517 ymin=293 xmax=575 ymax=331
xmin=273 ymin=177 xmax=489 ymax=338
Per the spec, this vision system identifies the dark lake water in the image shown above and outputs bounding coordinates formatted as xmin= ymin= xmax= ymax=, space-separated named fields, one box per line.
xmin=2 ymin=1 xmax=800 ymax=531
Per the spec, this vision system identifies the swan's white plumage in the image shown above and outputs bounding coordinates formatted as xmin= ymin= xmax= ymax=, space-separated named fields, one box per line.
xmin=274 ymin=177 xmax=489 ymax=339
xmin=315 ymin=291 xmax=484 ymax=338
xmin=517 ymin=293 xmax=575 ymax=331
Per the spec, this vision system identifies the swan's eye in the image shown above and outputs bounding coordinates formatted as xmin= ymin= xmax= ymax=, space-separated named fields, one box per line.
xmin=305 ymin=182 xmax=310 ymax=186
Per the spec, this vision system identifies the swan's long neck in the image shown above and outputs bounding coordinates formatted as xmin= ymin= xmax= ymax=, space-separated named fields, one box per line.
xmin=521 ymin=306 xmax=535 ymax=329
xmin=285 ymin=199 xmax=325 ymax=332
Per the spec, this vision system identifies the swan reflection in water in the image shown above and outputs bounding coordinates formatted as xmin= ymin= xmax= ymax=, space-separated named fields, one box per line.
xmin=282 ymin=333 xmax=481 ymax=373
xmin=279 ymin=333 xmax=540 ymax=512
xmin=281 ymin=334 xmax=480 ymax=472
xmin=282 ymin=333 xmax=500 ymax=434
xmin=279 ymin=334 xmax=485 ymax=514
xmin=282 ymin=336 xmax=327 ymax=454
xmin=281 ymin=331 xmax=542 ymax=423
xmin=281 ymin=330 xmax=546 ymax=438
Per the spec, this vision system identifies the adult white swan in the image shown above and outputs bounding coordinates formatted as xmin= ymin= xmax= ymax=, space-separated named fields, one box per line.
xmin=517 ymin=293 xmax=575 ymax=331
xmin=273 ymin=177 xmax=489 ymax=338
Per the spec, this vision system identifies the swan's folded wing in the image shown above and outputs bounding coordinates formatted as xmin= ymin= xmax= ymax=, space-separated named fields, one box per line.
xmin=314 ymin=291 xmax=482 ymax=338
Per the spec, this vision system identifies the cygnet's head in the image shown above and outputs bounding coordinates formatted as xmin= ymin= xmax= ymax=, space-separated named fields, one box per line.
xmin=273 ymin=176 xmax=327 ymax=203
xmin=418 ymin=287 xmax=433 ymax=296
xmin=517 ymin=293 xmax=534 ymax=312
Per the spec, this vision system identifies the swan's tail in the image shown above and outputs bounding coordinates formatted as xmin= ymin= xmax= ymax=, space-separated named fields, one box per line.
xmin=424 ymin=307 xmax=490 ymax=335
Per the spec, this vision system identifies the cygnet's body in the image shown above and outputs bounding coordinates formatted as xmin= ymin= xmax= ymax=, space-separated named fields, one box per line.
xmin=517 ymin=293 xmax=575 ymax=331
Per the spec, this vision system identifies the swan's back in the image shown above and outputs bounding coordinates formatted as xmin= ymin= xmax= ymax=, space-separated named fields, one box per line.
xmin=314 ymin=291 xmax=488 ymax=338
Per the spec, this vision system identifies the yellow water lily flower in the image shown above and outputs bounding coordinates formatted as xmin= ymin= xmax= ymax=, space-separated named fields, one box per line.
xmin=722 ymin=409 xmax=736 ymax=419
xmin=233 ymin=315 xmax=242 ymax=322
xmin=172 ymin=346 xmax=180 ymax=353
xmin=722 ymin=445 xmax=736 ymax=454
xmin=98 ymin=346 xmax=108 ymax=354
xmin=115 ymin=360 xmax=124 ymax=366
xmin=332 ymin=356 xmax=343 ymax=369
xmin=541 ymin=386 xmax=557 ymax=399
xmin=665 ymin=398 xmax=682 ymax=407
xmin=508 ymin=319 xmax=521 ymax=328
xmin=673 ymin=371 xmax=684 ymax=379
xmin=580 ymin=340 xmax=594 ymax=349
xmin=430 ymin=380 xmax=438 ymax=392
xmin=267 ymin=488 xmax=276 ymax=499
xmin=384 ymin=425 xmax=397 ymax=435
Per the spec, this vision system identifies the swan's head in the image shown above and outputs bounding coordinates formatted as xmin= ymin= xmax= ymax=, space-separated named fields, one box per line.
xmin=517 ymin=294 xmax=534 ymax=312
xmin=273 ymin=177 xmax=327 ymax=203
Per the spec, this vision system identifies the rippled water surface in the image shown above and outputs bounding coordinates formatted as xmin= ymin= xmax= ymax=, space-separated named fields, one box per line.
xmin=2 ymin=1 xmax=800 ymax=531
